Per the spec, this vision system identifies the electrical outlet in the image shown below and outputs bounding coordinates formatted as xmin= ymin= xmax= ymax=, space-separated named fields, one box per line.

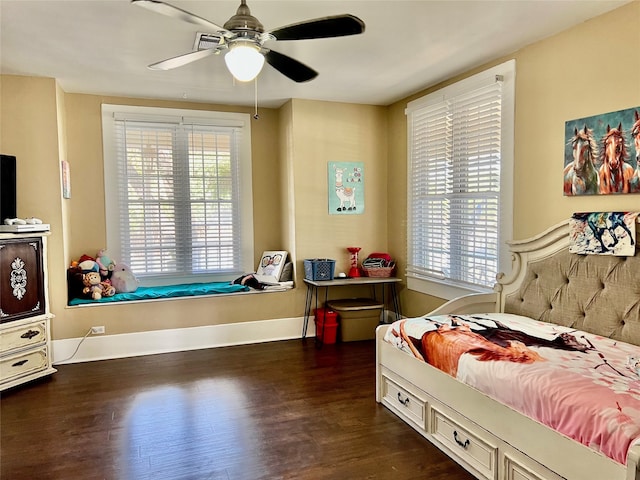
xmin=91 ymin=326 xmax=105 ymax=335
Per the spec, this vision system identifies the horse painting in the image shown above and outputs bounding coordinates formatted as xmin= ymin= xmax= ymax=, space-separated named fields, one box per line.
xmin=598 ymin=123 xmax=634 ymax=194
xmin=630 ymin=110 xmax=640 ymax=193
xmin=563 ymin=125 xmax=598 ymax=195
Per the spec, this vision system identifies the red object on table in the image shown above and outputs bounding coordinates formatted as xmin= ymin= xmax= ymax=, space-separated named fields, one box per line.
xmin=367 ymin=252 xmax=392 ymax=262
xmin=347 ymin=247 xmax=361 ymax=277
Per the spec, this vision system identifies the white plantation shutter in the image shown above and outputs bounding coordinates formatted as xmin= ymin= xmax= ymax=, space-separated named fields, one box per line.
xmin=407 ymin=61 xmax=514 ymax=296
xmin=103 ymin=106 xmax=253 ymax=285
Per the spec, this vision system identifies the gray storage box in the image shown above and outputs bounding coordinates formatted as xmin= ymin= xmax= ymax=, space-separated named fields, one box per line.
xmin=327 ymin=298 xmax=383 ymax=342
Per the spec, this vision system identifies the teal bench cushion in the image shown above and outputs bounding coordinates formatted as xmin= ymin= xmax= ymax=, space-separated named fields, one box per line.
xmin=68 ymin=282 xmax=248 ymax=305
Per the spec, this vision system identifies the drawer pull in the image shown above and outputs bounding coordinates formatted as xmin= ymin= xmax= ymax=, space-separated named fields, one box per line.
xmin=453 ymin=430 xmax=470 ymax=449
xmin=21 ymin=330 xmax=39 ymax=339
xmin=397 ymin=392 xmax=410 ymax=406
xmin=12 ymin=359 xmax=29 ymax=367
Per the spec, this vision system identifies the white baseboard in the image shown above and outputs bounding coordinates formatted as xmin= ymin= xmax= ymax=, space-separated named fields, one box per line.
xmin=52 ymin=316 xmax=316 ymax=365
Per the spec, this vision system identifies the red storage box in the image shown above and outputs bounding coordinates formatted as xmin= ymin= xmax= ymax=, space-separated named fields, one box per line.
xmin=314 ymin=308 xmax=339 ymax=344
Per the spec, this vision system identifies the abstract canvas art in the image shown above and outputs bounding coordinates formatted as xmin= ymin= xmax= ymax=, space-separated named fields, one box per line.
xmin=569 ymin=212 xmax=638 ymax=256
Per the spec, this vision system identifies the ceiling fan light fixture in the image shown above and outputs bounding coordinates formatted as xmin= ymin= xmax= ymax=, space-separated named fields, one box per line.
xmin=224 ymin=42 xmax=265 ymax=82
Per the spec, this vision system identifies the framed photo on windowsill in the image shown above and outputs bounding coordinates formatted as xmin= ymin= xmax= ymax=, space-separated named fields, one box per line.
xmin=254 ymin=251 xmax=288 ymax=285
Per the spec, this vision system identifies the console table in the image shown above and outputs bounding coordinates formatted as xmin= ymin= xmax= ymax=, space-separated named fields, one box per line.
xmin=302 ymin=276 xmax=402 ymax=338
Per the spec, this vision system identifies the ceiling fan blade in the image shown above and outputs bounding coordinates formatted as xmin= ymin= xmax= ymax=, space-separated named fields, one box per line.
xmin=264 ymin=50 xmax=318 ymax=83
xmin=268 ymin=14 xmax=365 ymax=41
xmin=148 ymin=48 xmax=216 ymax=70
xmin=131 ymin=0 xmax=231 ymax=37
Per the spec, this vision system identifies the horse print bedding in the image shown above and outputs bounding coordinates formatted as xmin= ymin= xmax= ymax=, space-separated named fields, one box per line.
xmin=384 ymin=313 xmax=640 ymax=465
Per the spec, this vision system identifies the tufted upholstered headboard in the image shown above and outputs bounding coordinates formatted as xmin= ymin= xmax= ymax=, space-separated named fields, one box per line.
xmin=497 ymin=220 xmax=640 ymax=346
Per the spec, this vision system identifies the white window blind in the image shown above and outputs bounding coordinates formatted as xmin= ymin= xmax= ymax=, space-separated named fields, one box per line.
xmin=406 ymin=61 xmax=514 ymax=297
xmin=102 ymin=105 xmax=254 ymax=285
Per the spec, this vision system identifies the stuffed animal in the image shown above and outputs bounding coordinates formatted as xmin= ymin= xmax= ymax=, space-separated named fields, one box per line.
xmin=82 ymin=272 xmax=102 ymax=300
xmin=82 ymin=271 xmax=115 ymax=300
xmin=96 ymin=249 xmax=116 ymax=279
xmin=101 ymin=281 xmax=116 ymax=297
xmin=78 ymin=259 xmax=99 ymax=274
xmin=78 ymin=254 xmax=95 ymax=264
xmin=110 ymin=263 xmax=139 ymax=293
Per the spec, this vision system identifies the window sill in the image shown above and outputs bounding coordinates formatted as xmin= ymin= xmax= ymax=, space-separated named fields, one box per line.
xmin=407 ymin=276 xmax=491 ymax=301
xmin=67 ymin=281 xmax=294 ymax=307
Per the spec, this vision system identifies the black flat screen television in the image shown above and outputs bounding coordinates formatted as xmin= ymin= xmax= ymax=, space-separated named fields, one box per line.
xmin=0 ymin=154 xmax=17 ymax=222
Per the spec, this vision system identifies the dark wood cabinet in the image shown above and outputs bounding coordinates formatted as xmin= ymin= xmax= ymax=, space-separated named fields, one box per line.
xmin=0 ymin=236 xmax=45 ymax=322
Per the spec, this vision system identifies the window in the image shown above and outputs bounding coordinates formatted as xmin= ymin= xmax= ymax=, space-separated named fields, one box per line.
xmin=102 ymin=105 xmax=254 ymax=286
xmin=406 ymin=60 xmax=515 ymax=300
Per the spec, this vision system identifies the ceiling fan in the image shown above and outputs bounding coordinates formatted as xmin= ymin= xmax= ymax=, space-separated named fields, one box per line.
xmin=132 ymin=0 xmax=366 ymax=83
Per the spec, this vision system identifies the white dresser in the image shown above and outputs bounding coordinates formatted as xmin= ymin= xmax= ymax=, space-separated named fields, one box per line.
xmin=0 ymin=232 xmax=56 ymax=391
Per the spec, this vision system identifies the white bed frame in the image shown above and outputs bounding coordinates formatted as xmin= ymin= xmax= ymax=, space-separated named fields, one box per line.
xmin=376 ymin=219 xmax=640 ymax=480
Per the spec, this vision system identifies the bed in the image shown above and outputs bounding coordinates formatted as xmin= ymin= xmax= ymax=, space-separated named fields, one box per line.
xmin=376 ymin=219 xmax=640 ymax=480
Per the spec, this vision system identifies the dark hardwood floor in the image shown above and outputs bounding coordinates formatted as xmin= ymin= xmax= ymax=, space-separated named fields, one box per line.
xmin=1 ymin=339 xmax=475 ymax=480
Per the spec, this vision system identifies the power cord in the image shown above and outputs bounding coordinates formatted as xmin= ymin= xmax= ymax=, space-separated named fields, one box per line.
xmin=55 ymin=328 xmax=93 ymax=364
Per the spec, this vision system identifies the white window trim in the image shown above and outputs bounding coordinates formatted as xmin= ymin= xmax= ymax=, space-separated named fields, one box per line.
xmin=101 ymin=104 xmax=255 ymax=286
xmin=406 ymin=60 xmax=515 ymax=300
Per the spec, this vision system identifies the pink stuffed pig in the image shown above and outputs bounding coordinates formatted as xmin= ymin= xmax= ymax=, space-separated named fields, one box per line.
xmin=110 ymin=263 xmax=139 ymax=293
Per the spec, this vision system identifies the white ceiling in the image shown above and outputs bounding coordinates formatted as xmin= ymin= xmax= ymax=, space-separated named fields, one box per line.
xmin=0 ymin=0 xmax=631 ymax=109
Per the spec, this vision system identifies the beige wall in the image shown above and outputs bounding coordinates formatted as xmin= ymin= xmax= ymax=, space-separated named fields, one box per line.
xmin=288 ymin=99 xmax=388 ymax=274
xmin=0 ymin=79 xmax=388 ymax=340
xmin=388 ymin=1 xmax=640 ymax=317
xmin=1 ymin=1 xmax=638 ymax=339
xmin=278 ymin=98 xmax=390 ymax=311
xmin=512 ymin=1 xmax=640 ymax=238
xmin=0 ymin=76 xmax=69 ymax=328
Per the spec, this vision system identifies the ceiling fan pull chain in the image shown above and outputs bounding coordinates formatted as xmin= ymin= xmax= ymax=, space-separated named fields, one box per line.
xmin=253 ymin=78 xmax=259 ymax=120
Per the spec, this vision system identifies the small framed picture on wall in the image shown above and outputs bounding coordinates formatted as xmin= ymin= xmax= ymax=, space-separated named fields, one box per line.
xmin=328 ymin=161 xmax=364 ymax=214
xmin=61 ymin=160 xmax=71 ymax=199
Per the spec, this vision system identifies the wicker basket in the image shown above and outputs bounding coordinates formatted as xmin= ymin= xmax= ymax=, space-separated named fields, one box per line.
xmin=362 ymin=266 xmax=395 ymax=278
